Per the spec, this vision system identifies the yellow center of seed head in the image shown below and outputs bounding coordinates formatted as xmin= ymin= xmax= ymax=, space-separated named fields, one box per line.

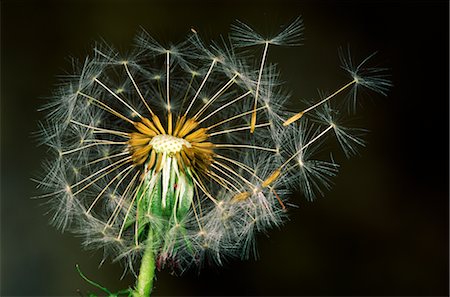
xmin=150 ymin=134 xmax=191 ymax=155
xmin=129 ymin=116 xmax=214 ymax=171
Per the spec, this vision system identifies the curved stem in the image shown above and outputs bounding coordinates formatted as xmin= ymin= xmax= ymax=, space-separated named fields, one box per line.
xmin=132 ymin=229 xmax=156 ymax=297
xmin=76 ymin=264 xmax=113 ymax=295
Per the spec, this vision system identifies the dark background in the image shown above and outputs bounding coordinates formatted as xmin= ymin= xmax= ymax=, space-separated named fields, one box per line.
xmin=1 ymin=0 xmax=448 ymax=296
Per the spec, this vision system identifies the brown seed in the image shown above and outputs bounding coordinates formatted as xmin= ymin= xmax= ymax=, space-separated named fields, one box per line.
xmin=173 ymin=116 xmax=186 ymax=137
xmin=134 ymin=122 xmax=157 ymax=137
xmin=180 ymin=150 xmax=191 ymax=168
xmin=128 ymin=136 xmax=151 ymax=147
xmin=191 ymin=142 xmax=215 ymax=149
xmin=185 ymin=128 xmax=208 ymax=142
xmin=133 ymin=145 xmax=152 ymax=158
xmin=130 ymin=132 xmax=151 ymax=139
xmin=231 ymin=192 xmax=250 ymax=203
xmin=142 ymin=118 xmax=160 ymax=135
xmin=175 ymin=152 xmax=185 ymax=174
xmin=250 ymin=110 xmax=257 ymax=133
xmin=262 ymin=169 xmax=281 ymax=188
xmin=191 ymin=145 xmax=214 ymax=156
xmin=154 ymin=152 xmax=164 ymax=172
xmin=133 ymin=155 xmax=147 ymax=165
xmin=183 ymin=146 xmax=195 ymax=160
xmin=152 ymin=114 xmax=166 ymax=134
xmin=147 ymin=149 xmax=156 ymax=169
xmin=283 ymin=111 xmax=304 ymax=126
xmin=177 ymin=118 xmax=199 ymax=138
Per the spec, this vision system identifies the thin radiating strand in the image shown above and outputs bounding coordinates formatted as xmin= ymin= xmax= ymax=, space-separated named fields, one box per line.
xmin=252 ymin=194 xmax=274 ymax=220
xmin=99 ymin=169 xmax=136 ymax=227
xmin=112 ymin=172 xmax=142 ymax=238
xmin=251 ymin=41 xmax=269 ymax=133
xmin=94 ymin=78 xmax=143 ymax=119
xmin=212 ymin=162 xmax=256 ymax=189
xmin=82 ymin=140 xmax=127 ymax=145
xmin=214 ymin=144 xmax=277 ymax=153
xmin=281 ymin=124 xmax=334 ymax=169
xmin=215 ymin=154 xmax=261 ymax=181
xmin=73 ymin=163 xmax=131 ymax=196
xmin=71 ymin=157 xmax=132 ymax=194
xmin=239 ymin=205 xmax=256 ymax=221
xmin=31 ymin=159 xmax=130 ymax=199
xmin=284 ymin=79 xmax=356 ymax=126
xmin=184 ymin=59 xmax=217 ymax=116
xmin=104 ymin=170 xmax=140 ymax=230
xmin=105 ymin=171 xmax=140 ymax=229
xmin=209 ymin=123 xmax=271 ymax=137
xmin=157 ymin=78 xmax=164 ymax=102
xmin=221 ymin=154 xmax=286 ymax=209
xmin=78 ymin=91 xmax=135 ymax=125
xmin=86 ymin=165 xmax=134 ymax=214
xmin=70 ymin=120 xmax=129 ymax=138
xmin=166 ymin=51 xmax=171 ymax=112
xmin=215 ymin=155 xmax=282 ymax=205
xmin=191 ymin=171 xmax=218 ymax=205
xmin=78 ymin=159 xmax=131 ymax=187
xmin=207 ymin=106 xmax=267 ymax=130
xmin=86 ymin=151 xmax=129 ymax=166
xmin=72 ymin=160 xmax=132 ymax=196
xmin=203 ymin=169 xmax=235 ymax=192
xmin=123 ymin=62 xmax=154 ymax=115
xmin=198 ymin=90 xmax=252 ymax=124
xmin=180 ymin=73 xmax=196 ymax=112
xmin=213 ymin=159 xmax=259 ymax=186
xmin=61 ymin=142 xmax=126 ymax=156
xmin=190 ymin=194 xmax=203 ymax=231
xmin=192 ymin=183 xmax=205 ymax=230
xmin=207 ymin=169 xmax=242 ymax=194
xmin=92 ymin=131 xmax=129 ymax=138
xmin=193 ymin=73 xmax=239 ymax=120
xmin=303 ymin=80 xmax=356 ymax=114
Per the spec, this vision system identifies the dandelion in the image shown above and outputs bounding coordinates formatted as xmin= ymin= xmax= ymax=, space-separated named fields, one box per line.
xmin=35 ymin=17 xmax=390 ymax=296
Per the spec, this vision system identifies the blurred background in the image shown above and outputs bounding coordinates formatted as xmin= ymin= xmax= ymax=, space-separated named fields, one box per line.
xmin=1 ymin=0 xmax=448 ymax=296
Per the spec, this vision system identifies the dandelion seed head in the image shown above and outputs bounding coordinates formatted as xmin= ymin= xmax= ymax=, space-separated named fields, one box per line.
xmin=36 ymin=18 xmax=389 ymax=273
xmin=150 ymin=135 xmax=191 ymax=154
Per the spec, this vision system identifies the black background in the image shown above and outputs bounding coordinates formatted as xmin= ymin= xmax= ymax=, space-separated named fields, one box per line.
xmin=1 ymin=0 xmax=449 ymax=296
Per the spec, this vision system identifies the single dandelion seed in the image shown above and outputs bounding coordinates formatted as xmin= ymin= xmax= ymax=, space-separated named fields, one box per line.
xmin=35 ymin=17 xmax=390 ymax=296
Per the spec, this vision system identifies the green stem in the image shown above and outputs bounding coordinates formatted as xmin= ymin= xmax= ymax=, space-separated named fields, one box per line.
xmin=76 ymin=264 xmax=114 ymax=295
xmin=132 ymin=229 xmax=156 ymax=297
